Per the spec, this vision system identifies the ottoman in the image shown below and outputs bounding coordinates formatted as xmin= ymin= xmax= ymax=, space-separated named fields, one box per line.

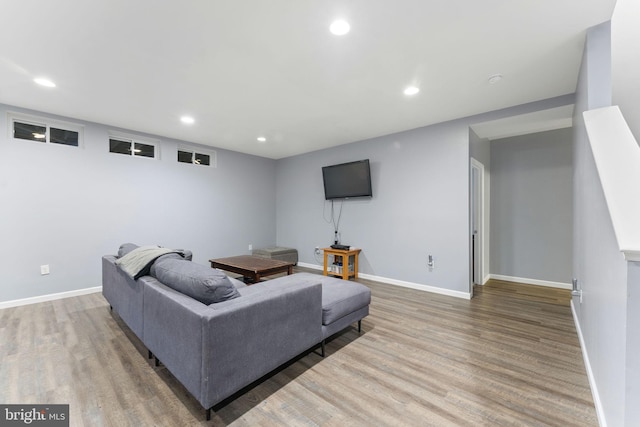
xmin=252 ymin=246 xmax=298 ymax=265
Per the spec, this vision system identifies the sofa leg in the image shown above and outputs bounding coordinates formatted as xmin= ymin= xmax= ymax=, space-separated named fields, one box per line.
xmin=358 ymin=320 xmax=362 ymax=333
xmin=314 ymin=340 xmax=326 ymax=357
xmin=154 ymin=356 xmax=160 ymax=367
xmin=148 ymin=350 xmax=153 ymax=359
xmin=206 ymin=408 xmax=212 ymax=421
xmin=109 ymin=305 xmax=113 ymax=311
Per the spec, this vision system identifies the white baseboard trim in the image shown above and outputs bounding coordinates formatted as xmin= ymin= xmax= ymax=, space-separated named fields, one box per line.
xmin=297 ymin=262 xmax=471 ymax=300
xmin=488 ymin=274 xmax=572 ymax=290
xmin=0 ymin=286 xmax=102 ymax=310
xmin=571 ymin=300 xmax=607 ymax=427
xmin=297 ymin=262 xmax=324 ymax=271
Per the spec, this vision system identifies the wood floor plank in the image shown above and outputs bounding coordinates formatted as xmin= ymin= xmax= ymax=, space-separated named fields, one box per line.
xmin=0 ymin=271 xmax=596 ymax=426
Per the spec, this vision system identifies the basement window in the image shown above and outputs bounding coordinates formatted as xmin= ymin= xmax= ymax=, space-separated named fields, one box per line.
xmin=108 ymin=132 xmax=159 ymax=159
xmin=9 ymin=113 xmax=82 ymax=147
xmin=177 ymin=148 xmax=216 ymax=167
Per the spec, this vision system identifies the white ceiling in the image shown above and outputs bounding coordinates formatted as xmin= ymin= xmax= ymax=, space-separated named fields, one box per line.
xmin=0 ymin=0 xmax=616 ymax=159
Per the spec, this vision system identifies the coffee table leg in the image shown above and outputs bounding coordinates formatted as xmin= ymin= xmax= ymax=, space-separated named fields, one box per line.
xmin=241 ymin=274 xmax=258 ymax=284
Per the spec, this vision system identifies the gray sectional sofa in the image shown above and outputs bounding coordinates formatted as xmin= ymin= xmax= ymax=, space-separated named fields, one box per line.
xmin=101 ymin=244 xmax=371 ymax=420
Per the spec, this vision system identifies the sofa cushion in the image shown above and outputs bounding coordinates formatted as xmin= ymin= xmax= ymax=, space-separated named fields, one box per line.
xmin=280 ymin=272 xmax=370 ymax=325
xmin=152 ymin=258 xmax=240 ymax=305
xmin=321 ymin=280 xmax=371 ymax=325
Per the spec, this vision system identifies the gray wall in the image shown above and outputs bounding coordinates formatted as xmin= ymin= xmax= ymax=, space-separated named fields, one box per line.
xmin=469 ymin=128 xmax=491 ymax=167
xmin=573 ymin=21 xmax=628 ymax=427
xmin=0 ymin=104 xmax=277 ymax=303
xmin=0 ymin=95 xmax=574 ymax=303
xmin=275 ymin=95 xmax=575 ymax=296
xmin=276 ymin=122 xmax=471 ymax=294
xmin=626 ymin=261 xmax=640 ymax=425
xmin=490 ymin=128 xmax=573 ymax=284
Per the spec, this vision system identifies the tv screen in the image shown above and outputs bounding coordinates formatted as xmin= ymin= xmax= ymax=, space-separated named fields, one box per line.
xmin=322 ymin=159 xmax=372 ymax=200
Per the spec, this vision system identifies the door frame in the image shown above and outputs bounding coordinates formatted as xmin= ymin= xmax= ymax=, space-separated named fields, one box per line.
xmin=470 ymin=158 xmax=485 ymax=295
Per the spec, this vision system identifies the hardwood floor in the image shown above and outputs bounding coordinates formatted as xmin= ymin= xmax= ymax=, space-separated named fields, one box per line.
xmin=476 ymin=279 xmax=572 ymax=306
xmin=0 ymin=273 xmax=596 ymax=426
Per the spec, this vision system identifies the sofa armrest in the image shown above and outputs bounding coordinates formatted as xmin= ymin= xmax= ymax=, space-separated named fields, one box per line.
xmin=141 ymin=276 xmax=211 ymax=403
xmin=102 ymin=255 xmax=145 ymax=338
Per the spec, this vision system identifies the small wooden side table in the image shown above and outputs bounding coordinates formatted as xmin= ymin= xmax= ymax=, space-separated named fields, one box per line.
xmin=322 ymin=247 xmax=361 ymax=280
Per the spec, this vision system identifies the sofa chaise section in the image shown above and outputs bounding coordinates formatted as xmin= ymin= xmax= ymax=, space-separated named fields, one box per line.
xmin=291 ymin=273 xmax=371 ymax=355
xmin=142 ymin=275 xmax=323 ymax=417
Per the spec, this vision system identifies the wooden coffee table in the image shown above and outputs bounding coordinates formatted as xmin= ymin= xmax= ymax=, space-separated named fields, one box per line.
xmin=209 ymin=255 xmax=294 ymax=284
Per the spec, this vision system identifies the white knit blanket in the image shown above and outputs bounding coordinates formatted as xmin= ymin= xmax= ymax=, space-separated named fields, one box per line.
xmin=115 ymin=245 xmax=175 ymax=279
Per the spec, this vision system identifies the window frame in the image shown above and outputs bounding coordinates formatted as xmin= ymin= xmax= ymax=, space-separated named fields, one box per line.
xmin=8 ymin=112 xmax=84 ymax=148
xmin=177 ymin=146 xmax=217 ymax=167
xmin=108 ymin=131 xmax=160 ymax=160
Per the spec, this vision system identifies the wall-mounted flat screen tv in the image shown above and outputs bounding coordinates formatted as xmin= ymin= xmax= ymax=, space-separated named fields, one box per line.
xmin=322 ymin=159 xmax=372 ymax=200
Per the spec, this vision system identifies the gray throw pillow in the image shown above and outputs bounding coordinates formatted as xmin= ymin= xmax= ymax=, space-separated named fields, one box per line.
xmin=149 ymin=253 xmax=187 ymax=277
xmin=152 ymin=258 xmax=240 ymax=305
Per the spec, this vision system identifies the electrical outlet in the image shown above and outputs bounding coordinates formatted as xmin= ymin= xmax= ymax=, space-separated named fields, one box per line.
xmin=40 ymin=264 xmax=50 ymax=275
xmin=315 ymin=246 xmax=321 ymax=255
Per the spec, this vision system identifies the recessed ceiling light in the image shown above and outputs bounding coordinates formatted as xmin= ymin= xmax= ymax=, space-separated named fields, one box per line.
xmin=180 ymin=116 xmax=195 ymax=125
xmin=488 ymin=74 xmax=503 ymax=84
xmin=403 ymin=86 xmax=420 ymax=96
xmin=330 ymin=20 xmax=350 ymax=36
xmin=257 ymin=137 xmax=267 ymax=143
xmin=34 ymin=77 xmax=56 ymax=88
